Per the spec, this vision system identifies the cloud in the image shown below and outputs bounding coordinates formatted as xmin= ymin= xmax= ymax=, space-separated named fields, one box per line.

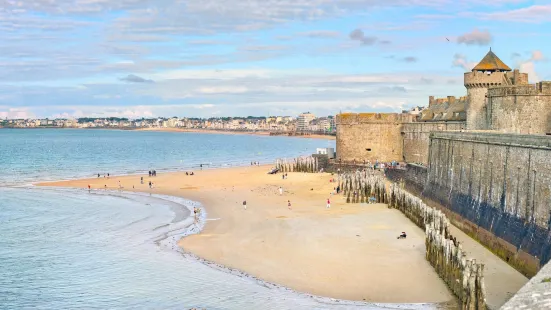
xmin=457 ymin=29 xmax=492 ymax=46
xmin=240 ymin=45 xmax=288 ymax=52
xmin=349 ymin=29 xmax=378 ymax=45
xmin=378 ymin=86 xmax=408 ymax=93
xmin=531 ymin=50 xmax=545 ymax=61
xmin=402 ymin=56 xmax=418 ymax=63
xmin=517 ymin=50 xmax=546 ymax=82
xmin=452 ymin=54 xmax=477 ymax=71
xmin=119 ymin=74 xmax=155 ymax=83
xmin=299 ymin=30 xmax=341 ymax=38
xmin=0 ymin=108 xmax=35 ymax=119
xmin=0 ymin=69 xmax=464 ymax=118
xmin=472 ymin=5 xmax=551 ymax=23
xmin=420 ymin=77 xmax=434 ymax=84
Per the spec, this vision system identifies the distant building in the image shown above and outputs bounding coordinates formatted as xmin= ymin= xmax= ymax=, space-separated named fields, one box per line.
xmin=297 ymin=112 xmax=315 ymax=131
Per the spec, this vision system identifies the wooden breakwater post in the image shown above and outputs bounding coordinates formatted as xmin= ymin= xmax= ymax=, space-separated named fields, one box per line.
xmin=339 ymin=172 xmax=487 ymax=309
xmin=275 ymin=156 xmax=320 ymax=173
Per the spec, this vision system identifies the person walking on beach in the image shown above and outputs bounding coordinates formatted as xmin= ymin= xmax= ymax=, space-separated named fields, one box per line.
xmin=279 ymin=186 xmax=283 ymax=196
xmin=107 ymin=173 xmax=110 ymax=178
xmin=97 ymin=173 xmax=100 ymax=178
xmin=140 ymin=177 xmax=143 ymax=184
xmin=88 ymin=184 xmax=91 ymax=192
xmin=149 ymin=181 xmax=152 ymax=189
xmin=243 ymin=200 xmax=247 ymax=210
xmin=287 ymin=200 xmax=292 ymax=210
xmin=326 ymin=198 xmax=331 ymax=209
xmin=104 ymin=184 xmax=107 ymax=190
xmin=118 ymin=181 xmax=122 ymax=191
xmin=149 ymin=170 xmax=151 ymax=177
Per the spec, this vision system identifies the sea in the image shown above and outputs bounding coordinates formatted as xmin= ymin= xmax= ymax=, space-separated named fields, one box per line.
xmin=0 ymin=129 xmax=437 ymax=310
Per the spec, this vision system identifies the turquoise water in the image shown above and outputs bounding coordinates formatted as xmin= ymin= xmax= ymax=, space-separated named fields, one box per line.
xmin=0 ymin=129 xmax=436 ymax=309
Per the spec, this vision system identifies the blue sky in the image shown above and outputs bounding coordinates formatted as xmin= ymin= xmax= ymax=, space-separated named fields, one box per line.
xmin=0 ymin=0 xmax=550 ymax=119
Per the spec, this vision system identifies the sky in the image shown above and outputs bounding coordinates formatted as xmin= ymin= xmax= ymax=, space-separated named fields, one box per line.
xmin=0 ymin=0 xmax=550 ymax=119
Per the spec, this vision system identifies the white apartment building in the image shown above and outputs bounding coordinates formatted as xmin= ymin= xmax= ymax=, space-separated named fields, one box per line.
xmin=297 ymin=112 xmax=315 ymax=131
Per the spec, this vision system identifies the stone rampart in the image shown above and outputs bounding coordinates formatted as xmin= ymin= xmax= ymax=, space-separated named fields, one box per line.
xmin=500 ymin=260 xmax=551 ymax=309
xmin=425 ymin=131 xmax=551 ymax=277
xmin=335 ymin=113 xmax=415 ymax=162
xmin=402 ymin=122 xmax=465 ymax=165
xmin=488 ymin=82 xmax=551 ymax=134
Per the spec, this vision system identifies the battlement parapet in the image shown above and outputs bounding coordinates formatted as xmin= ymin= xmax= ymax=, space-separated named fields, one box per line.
xmin=428 ymin=95 xmax=467 ymax=106
xmin=464 ymin=70 xmax=529 ymax=88
xmin=336 ymin=113 xmax=415 ymax=125
xmin=487 ymin=81 xmax=551 ymax=97
xmin=421 ymin=95 xmax=466 ymax=122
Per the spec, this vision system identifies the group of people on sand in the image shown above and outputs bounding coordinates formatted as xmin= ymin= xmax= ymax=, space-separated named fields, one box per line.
xmin=185 ymin=171 xmax=195 ymax=176
xmin=97 ymin=173 xmax=110 ymax=178
xmin=250 ymin=161 xmax=260 ymax=166
xmin=148 ymin=170 xmax=157 ymax=177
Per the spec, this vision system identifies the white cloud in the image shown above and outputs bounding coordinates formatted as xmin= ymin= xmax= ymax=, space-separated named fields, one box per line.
xmin=518 ymin=50 xmax=546 ymax=83
xmin=0 ymin=108 xmax=35 ymax=119
xmin=457 ymin=28 xmax=492 ymax=46
xmin=472 ymin=5 xmax=551 ymax=23
xmin=452 ymin=54 xmax=477 ymax=71
xmin=197 ymin=87 xmax=249 ymax=94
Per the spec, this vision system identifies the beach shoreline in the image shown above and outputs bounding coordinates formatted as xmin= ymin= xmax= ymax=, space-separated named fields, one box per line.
xmin=0 ymin=127 xmax=336 ymax=140
xmin=133 ymin=127 xmax=336 ymax=140
xmin=36 ymin=165 xmax=455 ymax=305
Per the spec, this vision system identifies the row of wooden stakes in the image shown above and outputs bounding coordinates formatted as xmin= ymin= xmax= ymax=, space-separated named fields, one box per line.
xmin=338 ymin=171 xmax=487 ymax=310
xmin=275 ymin=157 xmax=320 ymax=173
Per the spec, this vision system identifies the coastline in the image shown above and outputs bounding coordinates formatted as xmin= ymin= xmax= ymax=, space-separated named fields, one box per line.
xmin=132 ymin=127 xmax=337 ymax=140
xmin=37 ymin=165 xmax=454 ymax=304
xmin=27 ymin=185 xmax=450 ymax=309
xmin=0 ymin=127 xmax=336 ymax=140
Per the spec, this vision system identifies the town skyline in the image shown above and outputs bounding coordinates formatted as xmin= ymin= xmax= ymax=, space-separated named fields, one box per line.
xmin=0 ymin=113 xmax=340 ymax=133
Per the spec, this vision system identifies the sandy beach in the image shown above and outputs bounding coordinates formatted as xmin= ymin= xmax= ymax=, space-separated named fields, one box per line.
xmin=133 ymin=127 xmax=336 ymax=140
xmin=37 ymin=165 xmax=528 ymax=307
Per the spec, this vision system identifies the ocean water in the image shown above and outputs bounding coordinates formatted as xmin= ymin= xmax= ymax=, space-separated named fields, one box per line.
xmin=0 ymin=129 xmax=438 ymax=309
xmin=0 ymin=129 xmax=333 ymax=185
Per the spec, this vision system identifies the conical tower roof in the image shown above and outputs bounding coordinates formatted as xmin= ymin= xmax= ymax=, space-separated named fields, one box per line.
xmin=472 ymin=48 xmax=511 ymax=72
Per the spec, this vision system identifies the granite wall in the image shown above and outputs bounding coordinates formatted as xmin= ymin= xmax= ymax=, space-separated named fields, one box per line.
xmin=425 ymin=131 xmax=551 ymax=277
xmin=488 ymin=82 xmax=551 ymax=135
xmin=402 ymin=122 xmax=465 ymax=166
xmin=335 ymin=113 xmax=415 ymax=162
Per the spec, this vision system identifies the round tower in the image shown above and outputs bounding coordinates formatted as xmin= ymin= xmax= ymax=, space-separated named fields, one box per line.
xmin=464 ymin=48 xmax=512 ymax=130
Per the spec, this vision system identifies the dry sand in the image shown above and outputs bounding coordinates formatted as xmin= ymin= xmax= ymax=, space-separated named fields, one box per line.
xmin=37 ymin=165 xmax=529 ymax=307
xmin=134 ymin=127 xmax=336 ymax=140
xmin=39 ymin=165 xmax=452 ymax=304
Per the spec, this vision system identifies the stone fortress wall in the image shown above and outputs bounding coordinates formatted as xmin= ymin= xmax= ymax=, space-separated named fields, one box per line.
xmin=425 ymin=131 xmax=551 ymax=277
xmin=335 ymin=50 xmax=551 ymax=305
xmin=488 ymin=81 xmax=551 ymax=134
xmin=402 ymin=122 xmax=465 ymax=165
xmin=335 ymin=113 xmax=415 ymax=162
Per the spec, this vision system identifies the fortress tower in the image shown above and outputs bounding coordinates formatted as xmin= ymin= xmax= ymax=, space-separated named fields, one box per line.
xmin=464 ymin=49 xmax=528 ymax=130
